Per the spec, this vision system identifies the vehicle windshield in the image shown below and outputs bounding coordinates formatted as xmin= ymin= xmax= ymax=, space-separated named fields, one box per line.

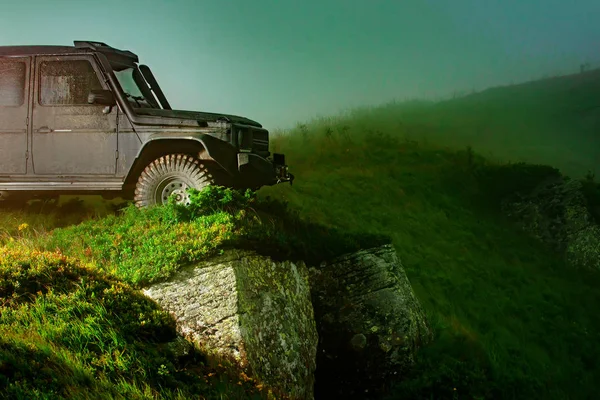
xmin=113 ymin=67 xmax=159 ymax=109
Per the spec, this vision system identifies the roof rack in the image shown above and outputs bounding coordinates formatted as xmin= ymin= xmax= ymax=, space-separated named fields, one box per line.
xmin=73 ymin=40 xmax=139 ymax=64
xmin=73 ymin=41 xmax=111 ymax=50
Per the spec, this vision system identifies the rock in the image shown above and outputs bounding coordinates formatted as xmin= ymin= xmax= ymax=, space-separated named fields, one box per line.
xmin=350 ymin=333 xmax=367 ymax=351
xmin=501 ymin=176 xmax=600 ymax=271
xmin=567 ymin=224 xmax=600 ymax=271
xmin=308 ymin=244 xmax=432 ymax=399
xmin=142 ymin=250 xmax=318 ymax=400
xmin=165 ymin=335 xmax=194 ymax=359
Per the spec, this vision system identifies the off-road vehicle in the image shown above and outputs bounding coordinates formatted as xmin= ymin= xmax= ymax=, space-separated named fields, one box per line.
xmin=0 ymin=40 xmax=293 ymax=207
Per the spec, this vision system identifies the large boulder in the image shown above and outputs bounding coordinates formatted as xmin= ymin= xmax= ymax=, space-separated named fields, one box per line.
xmin=501 ymin=176 xmax=600 ymax=271
xmin=142 ymin=250 xmax=318 ymax=400
xmin=308 ymin=244 xmax=433 ymax=399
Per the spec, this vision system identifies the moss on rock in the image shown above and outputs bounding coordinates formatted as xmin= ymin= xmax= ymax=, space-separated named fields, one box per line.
xmin=501 ymin=176 xmax=600 ymax=271
xmin=142 ymin=250 xmax=318 ymax=400
xmin=308 ymin=244 xmax=432 ymax=399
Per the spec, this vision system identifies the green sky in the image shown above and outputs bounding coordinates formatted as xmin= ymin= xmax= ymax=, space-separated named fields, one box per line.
xmin=1 ymin=0 xmax=598 ymax=130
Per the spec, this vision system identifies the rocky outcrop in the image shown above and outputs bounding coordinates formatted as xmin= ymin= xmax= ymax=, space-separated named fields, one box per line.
xmin=308 ymin=244 xmax=433 ymax=399
xmin=142 ymin=243 xmax=432 ymax=399
xmin=501 ymin=176 xmax=600 ymax=271
xmin=142 ymin=250 xmax=318 ymax=400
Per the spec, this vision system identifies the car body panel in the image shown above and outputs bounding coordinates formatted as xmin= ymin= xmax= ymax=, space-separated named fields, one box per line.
xmin=31 ymin=54 xmax=118 ymax=176
xmin=0 ymin=56 xmax=30 ymax=175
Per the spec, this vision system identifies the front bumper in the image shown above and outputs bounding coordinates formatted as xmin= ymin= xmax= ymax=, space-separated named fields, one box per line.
xmin=237 ymin=152 xmax=294 ymax=187
xmin=272 ymin=153 xmax=294 ymax=184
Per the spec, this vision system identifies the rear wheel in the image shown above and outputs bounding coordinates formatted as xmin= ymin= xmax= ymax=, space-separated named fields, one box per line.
xmin=134 ymin=154 xmax=218 ymax=208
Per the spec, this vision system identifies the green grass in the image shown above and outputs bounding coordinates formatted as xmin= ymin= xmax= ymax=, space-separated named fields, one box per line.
xmin=0 ymin=189 xmax=381 ymax=399
xmin=262 ymin=89 xmax=600 ymax=398
xmin=0 ymin=245 xmax=267 ymax=400
xmin=1 ymin=69 xmax=600 ymax=399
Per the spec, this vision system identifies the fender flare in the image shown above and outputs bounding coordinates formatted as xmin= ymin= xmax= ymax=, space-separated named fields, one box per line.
xmin=134 ymin=133 xmax=239 ymax=177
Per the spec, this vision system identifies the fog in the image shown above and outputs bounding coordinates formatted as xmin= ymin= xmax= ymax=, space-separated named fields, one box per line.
xmin=1 ymin=0 xmax=598 ymax=130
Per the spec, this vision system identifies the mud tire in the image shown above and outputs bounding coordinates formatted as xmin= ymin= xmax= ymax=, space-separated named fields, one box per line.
xmin=134 ymin=154 xmax=217 ymax=208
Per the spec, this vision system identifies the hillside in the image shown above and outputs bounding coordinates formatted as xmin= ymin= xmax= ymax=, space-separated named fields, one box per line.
xmin=1 ymin=70 xmax=600 ymax=399
xmin=294 ymin=67 xmax=600 ymax=179
xmin=261 ymin=127 xmax=599 ymax=399
xmin=262 ymin=69 xmax=600 ymax=398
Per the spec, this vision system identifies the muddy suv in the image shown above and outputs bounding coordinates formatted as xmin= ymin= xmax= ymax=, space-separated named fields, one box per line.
xmin=0 ymin=40 xmax=293 ymax=207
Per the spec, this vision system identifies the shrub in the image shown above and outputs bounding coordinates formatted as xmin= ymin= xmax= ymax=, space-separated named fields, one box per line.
xmin=474 ymin=163 xmax=562 ymax=204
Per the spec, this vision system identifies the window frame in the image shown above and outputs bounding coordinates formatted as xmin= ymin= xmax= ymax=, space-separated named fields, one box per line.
xmin=0 ymin=56 xmax=28 ymax=108
xmin=36 ymin=55 xmax=109 ymax=108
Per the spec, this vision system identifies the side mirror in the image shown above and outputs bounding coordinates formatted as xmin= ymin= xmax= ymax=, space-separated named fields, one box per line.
xmin=88 ymin=90 xmax=116 ymax=107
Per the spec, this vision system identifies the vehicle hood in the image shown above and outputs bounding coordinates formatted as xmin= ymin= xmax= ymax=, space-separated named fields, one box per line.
xmin=134 ymin=108 xmax=263 ymax=128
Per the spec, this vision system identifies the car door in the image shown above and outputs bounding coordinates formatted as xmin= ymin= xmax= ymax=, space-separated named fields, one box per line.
xmin=31 ymin=55 xmax=117 ymax=175
xmin=0 ymin=56 xmax=30 ymax=175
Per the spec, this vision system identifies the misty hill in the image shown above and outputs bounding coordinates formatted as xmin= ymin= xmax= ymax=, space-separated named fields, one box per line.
xmin=262 ymin=77 xmax=600 ymax=398
xmin=297 ymin=67 xmax=600 ymax=179
xmin=431 ymin=68 xmax=600 ymax=177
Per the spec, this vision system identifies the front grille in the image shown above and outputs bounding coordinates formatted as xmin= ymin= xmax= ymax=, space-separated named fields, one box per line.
xmin=233 ymin=125 xmax=270 ymax=155
xmin=251 ymin=129 xmax=269 ymax=155
xmin=238 ymin=128 xmax=252 ymax=150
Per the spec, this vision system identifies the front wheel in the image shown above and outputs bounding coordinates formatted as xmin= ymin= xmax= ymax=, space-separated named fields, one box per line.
xmin=134 ymin=154 xmax=218 ymax=208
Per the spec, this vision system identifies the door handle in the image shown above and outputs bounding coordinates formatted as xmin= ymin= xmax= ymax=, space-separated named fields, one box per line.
xmin=36 ymin=126 xmax=53 ymax=134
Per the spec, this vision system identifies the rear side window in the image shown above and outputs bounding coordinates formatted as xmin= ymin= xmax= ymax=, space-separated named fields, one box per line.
xmin=39 ymin=60 xmax=103 ymax=105
xmin=0 ymin=59 xmax=26 ymax=107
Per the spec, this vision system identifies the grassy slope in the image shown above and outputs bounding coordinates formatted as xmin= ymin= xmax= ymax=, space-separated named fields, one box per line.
xmin=0 ymin=70 xmax=599 ymax=399
xmin=313 ymin=68 xmax=600 ymax=179
xmin=259 ymin=70 xmax=600 ymax=398
xmin=0 ymin=199 xmax=273 ymax=400
xmin=265 ymin=137 xmax=600 ymax=398
xmin=0 ymin=190 xmax=376 ymax=400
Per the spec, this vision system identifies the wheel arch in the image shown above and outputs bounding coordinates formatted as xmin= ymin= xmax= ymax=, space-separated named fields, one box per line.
xmin=123 ymin=136 xmax=238 ymax=187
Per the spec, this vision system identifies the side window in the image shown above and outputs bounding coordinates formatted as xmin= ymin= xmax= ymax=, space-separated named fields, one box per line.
xmin=39 ymin=60 xmax=103 ymax=106
xmin=0 ymin=59 xmax=26 ymax=107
